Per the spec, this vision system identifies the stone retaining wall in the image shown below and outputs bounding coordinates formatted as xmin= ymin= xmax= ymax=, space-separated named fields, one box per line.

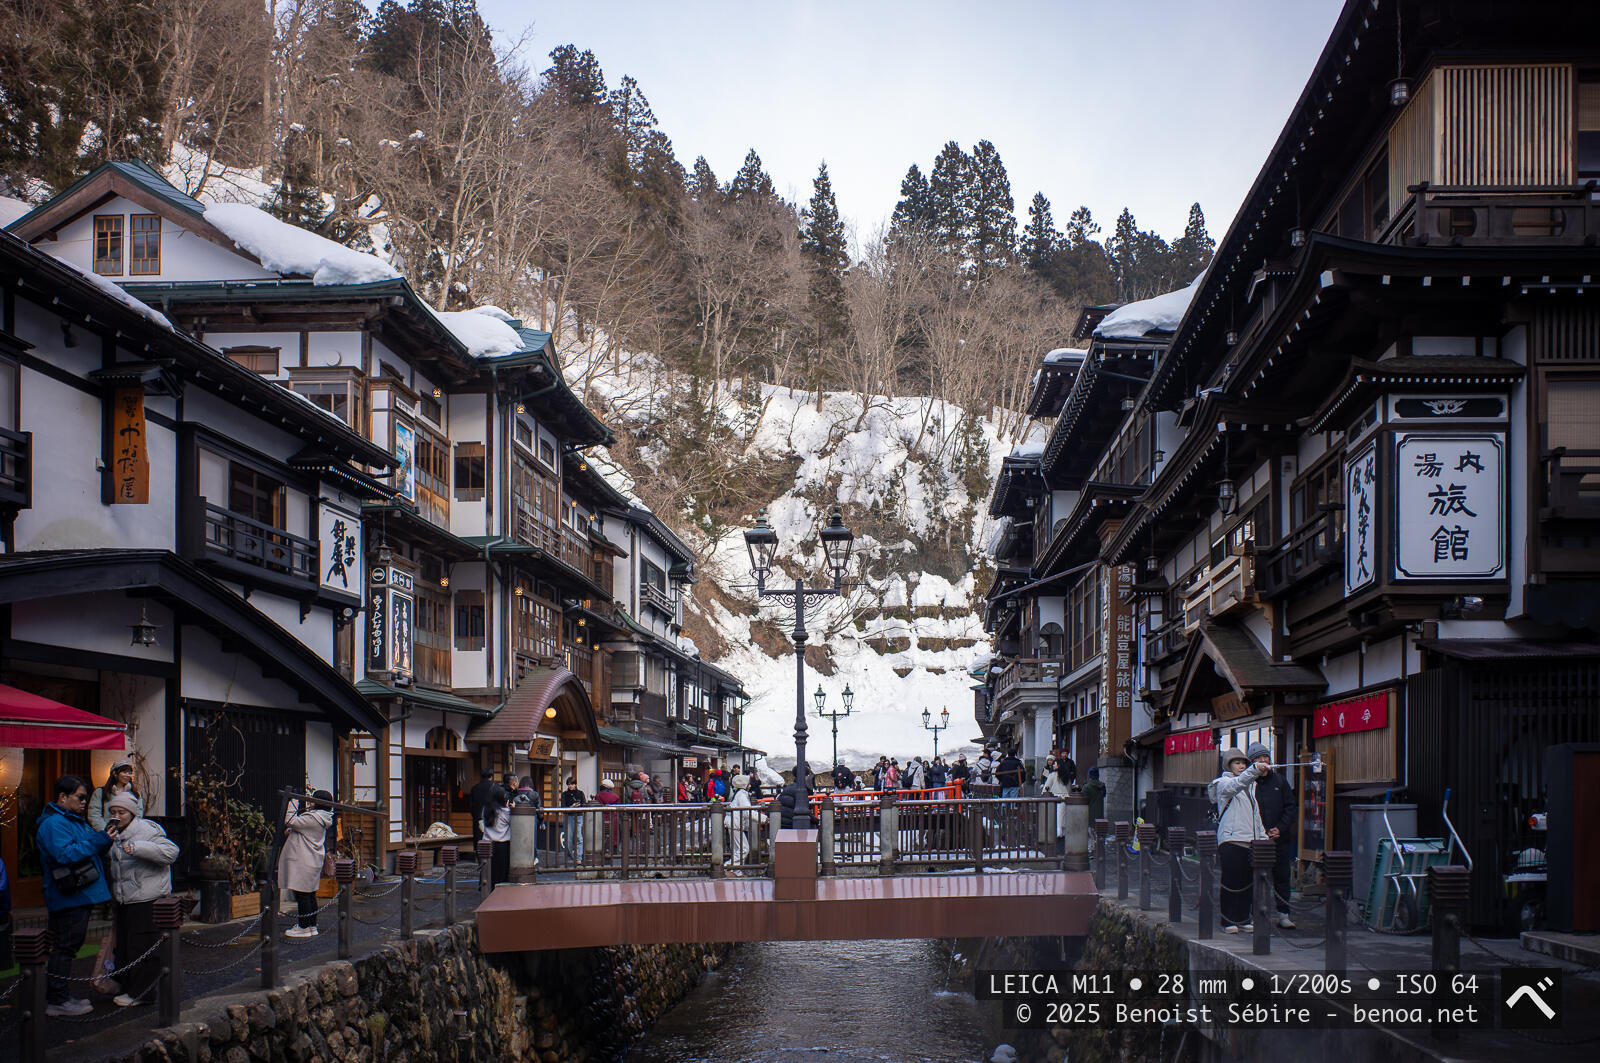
xmin=108 ymin=925 xmax=729 ymax=1063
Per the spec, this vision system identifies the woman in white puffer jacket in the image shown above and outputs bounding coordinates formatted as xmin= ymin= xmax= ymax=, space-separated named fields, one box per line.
xmin=1210 ymin=749 xmax=1267 ymax=932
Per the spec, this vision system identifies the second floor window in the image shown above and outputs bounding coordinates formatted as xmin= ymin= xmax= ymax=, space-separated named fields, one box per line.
xmin=1578 ymin=79 xmax=1600 ymax=180
xmin=454 ymin=589 xmax=485 ymax=650
xmin=130 ymin=214 xmax=160 ymax=275
xmin=288 ymin=374 xmax=359 ymax=428
xmin=225 ymin=346 xmax=280 ymax=375
xmin=93 ymin=215 xmax=122 ymax=275
xmin=454 ymin=442 xmax=485 ymax=501
xmin=228 ymin=464 xmax=284 ymax=528
xmin=414 ymin=425 xmax=449 ymax=519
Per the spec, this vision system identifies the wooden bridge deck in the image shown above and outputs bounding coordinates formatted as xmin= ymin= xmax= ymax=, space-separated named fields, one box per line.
xmin=475 ymin=870 xmax=1099 ymax=951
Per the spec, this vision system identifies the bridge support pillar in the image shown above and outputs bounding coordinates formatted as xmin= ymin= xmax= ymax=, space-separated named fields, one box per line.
xmin=880 ymin=790 xmax=897 ymax=875
xmin=1195 ymin=831 xmax=1217 ymax=939
xmin=1061 ymin=794 xmax=1089 ymax=872
xmin=819 ymin=796 xmax=836 ymax=875
xmin=710 ymin=800 xmax=725 ymax=879
xmin=774 ymin=829 xmax=818 ymax=900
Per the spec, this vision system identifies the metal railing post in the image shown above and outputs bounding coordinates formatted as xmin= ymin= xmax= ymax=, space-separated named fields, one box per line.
xmin=510 ymin=806 xmax=538 ymax=883
xmin=620 ymin=809 xmax=632 ymax=880
xmin=1251 ymin=839 xmax=1275 ymax=956
xmin=1114 ymin=821 xmax=1131 ymax=899
xmin=881 ymin=790 xmax=898 ymax=875
xmin=440 ymin=846 xmax=458 ymax=927
xmin=819 ymin=795 xmax=837 ymax=875
xmin=154 ymin=895 xmax=183 ymax=1027
xmin=1428 ymin=865 xmax=1471 ymax=1042
xmin=1324 ymin=850 xmax=1351 ymax=976
xmin=1137 ymin=823 xmax=1156 ymax=910
xmin=710 ymin=799 xmax=725 ymax=878
xmin=1167 ymin=826 xmax=1187 ymax=923
xmin=1062 ymin=794 xmax=1089 ymax=872
xmin=15 ymin=927 xmax=48 ymax=1063
xmin=259 ymin=873 xmax=278 ymax=989
xmin=397 ymin=850 xmax=417 ymax=940
xmin=335 ymin=858 xmax=355 ymax=958
xmin=1195 ymin=831 xmax=1217 ymax=939
xmin=1093 ymin=818 xmax=1110 ymax=890
xmin=476 ymin=838 xmax=493 ymax=892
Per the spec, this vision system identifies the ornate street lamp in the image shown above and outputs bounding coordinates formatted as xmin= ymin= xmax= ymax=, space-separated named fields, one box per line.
xmin=922 ymin=705 xmax=950 ymax=761
xmin=816 ymin=683 xmax=854 ymax=773
xmin=745 ymin=505 xmax=855 ymax=829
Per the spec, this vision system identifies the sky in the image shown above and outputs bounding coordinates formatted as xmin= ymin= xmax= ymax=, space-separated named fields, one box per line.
xmin=478 ymin=0 xmax=1347 ymax=249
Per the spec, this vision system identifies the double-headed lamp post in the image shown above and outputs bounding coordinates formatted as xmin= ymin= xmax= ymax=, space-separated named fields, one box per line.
xmin=745 ymin=505 xmax=855 ymax=830
xmin=923 ymin=706 xmax=950 ymax=761
xmin=816 ymin=683 xmax=854 ymax=773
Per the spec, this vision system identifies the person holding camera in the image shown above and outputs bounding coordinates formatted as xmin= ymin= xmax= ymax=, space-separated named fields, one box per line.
xmin=279 ymin=791 xmax=334 ymax=938
xmin=1210 ymin=748 xmax=1268 ymax=933
xmin=36 ymin=775 xmax=114 ymax=1016
xmin=105 ymin=792 xmax=178 ymax=1006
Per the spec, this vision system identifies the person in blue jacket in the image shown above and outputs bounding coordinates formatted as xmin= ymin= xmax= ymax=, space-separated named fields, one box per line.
xmin=36 ymin=774 xmax=114 ymax=1016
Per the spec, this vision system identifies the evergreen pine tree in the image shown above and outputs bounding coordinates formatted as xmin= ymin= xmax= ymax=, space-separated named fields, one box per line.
xmin=801 ymin=160 xmax=849 ymax=352
xmin=889 ymin=164 xmax=933 ymax=240
xmin=544 ymin=44 xmax=608 ymax=108
xmin=689 ymin=156 xmax=722 ymax=203
xmin=1065 ymin=205 xmax=1100 ymax=247
xmin=968 ymin=140 xmax=1016 ymax=280
xmin=727 ymin=148 xmax=776 ymax=203
xmin=1021 ymin=192 xmax=1059 ymax=276
xmin=927 ymin=141 xmax=974 ymax=262
xmin=1169 ymin=202 xmax=1215 ymax=280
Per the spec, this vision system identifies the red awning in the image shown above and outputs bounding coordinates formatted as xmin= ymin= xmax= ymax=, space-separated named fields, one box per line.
xmin=0 ymin=683 xmax=127 ymax=750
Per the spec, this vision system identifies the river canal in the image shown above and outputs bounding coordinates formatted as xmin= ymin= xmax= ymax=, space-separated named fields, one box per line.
xmin=625 ymin=939 xmax=1002 ymax=1063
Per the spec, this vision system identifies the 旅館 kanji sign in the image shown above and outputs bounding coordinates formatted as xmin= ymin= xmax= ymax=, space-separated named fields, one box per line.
xmin=1312 ymin=691 xmax=1389 ymax=738
xmin=1394 ymin=432 xmax=1505 ymax=580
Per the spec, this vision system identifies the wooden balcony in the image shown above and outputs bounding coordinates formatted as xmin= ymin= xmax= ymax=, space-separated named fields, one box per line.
xmin=414 ymin=641 xmax=451 ymax=688
xmin=639 ymin=581 xmax=675 ymax=617
xmin=638 ymin=691 xmax=668 ymax=722
xmin=186 ymin=497 xmax=317 ymax=593
xmin=991 ymin=656 xmax=1061 ymax=718
xmin=0 ymin=425 xmax=31 ymax=511
xmin=1541 ymin=448 xmax=1600 ymax=521
xmin=1383 ymin=183 xmax=1600 ymax=248
xmin=1143 ymin=618 xmax=1189 ymax=666
xmin=1256 ymin=508 xmax=1342 ymax=599
xmin=1179 ymin=551 xmax=1255 ymax=633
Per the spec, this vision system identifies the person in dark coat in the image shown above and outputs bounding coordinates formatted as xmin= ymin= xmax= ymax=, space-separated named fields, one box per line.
xmin=927 ymin=758 xmax=948 ymax=787
xmin=468 ymin=771 xmax=495 ymax=852
xmin=1082 ymin=767 xmax=1107 ymax=823
xmin=950 ymin=755 xmax=970 ymax=794
xmin=778 ymin=763 xmax=812 ymax=829
xmin=1250 ymin=743 xmax=1298 ymax=928
xmin=996 ymin=751 xmax=1025 ymax=797
xmin=36 ymin=775 xmax=114 ymax=1015
xmin=833 ymin=764 xmax=855 ymax=791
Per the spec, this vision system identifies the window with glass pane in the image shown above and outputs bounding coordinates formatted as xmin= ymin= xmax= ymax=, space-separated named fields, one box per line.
xmin=454 ymin=442 xmax=485 ymax=501
xmin=228 ymin=464 xmax=284 ymax=527
xmin=225 ymin=346 xmax=280 ymax=375
xmin=454 ymin=590 xmax=485 ymax=650
xmin=130 ymin=214 xmax=160 ymax=274
xmin=290 ymin=378 xmax=355 ymax=425
xmin=93 ymin=216 xmax=123 ymax=275
xmin=1579 ymin=80 xmax=1600 ymax=180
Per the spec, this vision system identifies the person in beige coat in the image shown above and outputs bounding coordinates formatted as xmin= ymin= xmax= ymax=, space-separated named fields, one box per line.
xmin=105 ymin=793 xmax=178 ymax=1006
xmin=278 ymin=790 xmax=333 ymax=938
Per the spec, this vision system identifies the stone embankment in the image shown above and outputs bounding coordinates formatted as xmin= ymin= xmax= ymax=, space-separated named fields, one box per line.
xmin=100 ymin=925 xmax=727 ymax=1063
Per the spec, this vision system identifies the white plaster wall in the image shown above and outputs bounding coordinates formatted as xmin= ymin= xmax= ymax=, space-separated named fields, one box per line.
xmin=249 ymin=590 xmax=334 ymax=664
xmin=1038 ymin=595 xmax=1065 ymax=628
xmin=1360 ymin=635 xmax=1404 ymax=688
xmin=97 ymin=672 xmax=168 ymax=813
xmin=450 ymin=398 xmax=489 ymax=539
xmin=307 ymin=332 xmax=363 ymax=369
xmin=39 ymin=197 xmax=272 ymax=283
xmin=10 ymin=594 xmax=175 ymax=662
xmin=183 ymin=388 xmax=307 ymax=464
xmin=200 ymin=331 xmax=299 ymax=378
xmin=181 ymin=622 xmax=306 ymax=708
xmin=1319 ymin=649 xmax=1360 ymax=695
xmin=1504 ymin=325 xmax=1529 ymax=618
xmin=1242 ymin=608 xmax=1274 ymax=654
xmin=305 ymin=721 xmax=335 ymax=792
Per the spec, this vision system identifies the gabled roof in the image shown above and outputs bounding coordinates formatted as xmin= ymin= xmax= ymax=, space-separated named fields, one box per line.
xmin=1170 ymin=620 xmax=1325 ymax=716
xmin=617 ymin=505 xmax=696 ymax=565
xmin=6 ymin=160 xmax=205 ymax=237
xmin=468 ymin=665 xmax=599 ymax=750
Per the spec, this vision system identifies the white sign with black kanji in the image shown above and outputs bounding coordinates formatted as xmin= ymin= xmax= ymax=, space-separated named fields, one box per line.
xmin=1394 ymin=432 xmax=1505 ymax=580
xmin=1343 ymin=440 xmax=1377 ymax=595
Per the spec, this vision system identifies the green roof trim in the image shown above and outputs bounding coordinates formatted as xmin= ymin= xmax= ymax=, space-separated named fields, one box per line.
xmin=6 ymin=160 xmax=205 ymax=233
xmin=356 ymin=679 xmax=493 ymax=717
xmin=597 ymin=726 xmax=654 ymax=749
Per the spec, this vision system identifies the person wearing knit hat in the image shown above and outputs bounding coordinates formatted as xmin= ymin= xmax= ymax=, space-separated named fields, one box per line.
xmin=89 ymin=760 xmax=141 ymax=833
xmin=594 ymin=778 xmax=621 ymax=849
xmin=105 ymin=790 xmax=178 ymax=1007
xmin=1248 ymin=743 xmax=1298 ymax=928
xmin=1209 ymin=746 xmax=1267 ymax=933
xmin=728 ymin=774 xmax=756 ymax=869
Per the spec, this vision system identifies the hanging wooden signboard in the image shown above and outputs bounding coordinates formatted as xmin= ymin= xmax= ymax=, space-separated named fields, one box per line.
xmin=110 ymin=387 xmax=149 ymax=504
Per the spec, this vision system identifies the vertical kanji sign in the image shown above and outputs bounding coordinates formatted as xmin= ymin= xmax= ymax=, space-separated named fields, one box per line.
xmin=1394 ymin=432 xmax=1505 ymax=579
xmin=111 ymin=387 xmax=149 ymax=504
xmin=1101 ymin=562 xmax=1135 ymax=757
xmin=1343 ymin=440 xmax=1376 ymax=594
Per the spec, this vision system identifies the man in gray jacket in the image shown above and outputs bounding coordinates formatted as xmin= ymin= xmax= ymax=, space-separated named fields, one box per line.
xmin=105 ymin=792 xmax=178 ymax=1006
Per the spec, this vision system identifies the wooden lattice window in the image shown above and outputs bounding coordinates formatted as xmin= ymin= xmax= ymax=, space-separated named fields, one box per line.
xmin=93 ymin=215 xmax=123 ymax=275
xmin=130 ymin=214 xmax=160 ymax=275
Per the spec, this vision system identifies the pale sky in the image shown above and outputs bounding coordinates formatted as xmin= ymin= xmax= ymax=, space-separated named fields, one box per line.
xmin=479 ymin=0 xmax=1346 ymax=248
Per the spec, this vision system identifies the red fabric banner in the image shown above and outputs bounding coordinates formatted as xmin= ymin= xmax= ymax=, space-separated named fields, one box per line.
xmin=0 ymin=682 xmax=127 ymax=750
xmin=1313 ymin=692 xmax=1389 ymax=738
xmin=1164 ymin=728 xmax=1217 ymax=756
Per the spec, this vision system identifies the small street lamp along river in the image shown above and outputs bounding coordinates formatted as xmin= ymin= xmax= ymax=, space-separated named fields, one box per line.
xmin=816 ymin=683 xmax=854 ymax=773
xmin=745 ymin=505 xmax=855 ymax=830
xmin=923 ymin=706 xmax=949 ymax=761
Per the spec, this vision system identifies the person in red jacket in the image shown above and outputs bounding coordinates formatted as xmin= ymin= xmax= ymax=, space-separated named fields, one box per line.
xmin=677 ymin=773 xmax=695 ymax=803
xmin=593 ymin=779 xmax=621 ymax=851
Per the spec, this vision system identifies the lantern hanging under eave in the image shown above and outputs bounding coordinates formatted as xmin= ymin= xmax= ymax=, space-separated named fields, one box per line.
xmin=0 ymin=745 xmax=22 ymax=794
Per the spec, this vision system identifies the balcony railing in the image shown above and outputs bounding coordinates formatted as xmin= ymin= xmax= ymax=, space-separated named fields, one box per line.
xmin=0 ymin=425 xmax=31 ymax=510
xmin=1143 ymin=618 xmax=1189 ymax=666
xmin=992 ymin=657 xmax=1061 ymax=700
xmin=196 ymin=500 xmax=317 ymax=587
xmin=1382 ymin=183 xmax=1600 ymax=248
xmin=1255 ymin=508 xmax=1342 ymax=599
xmin=640 ymin=581 xmax=675 ymax=617
xmin=1179 ymin=551 xmax=1255 ymax=632
xmin=1541 ymin=448 xmax=1600 ymax=521
xmin=563 ymin=641 xmax=595 ymax=696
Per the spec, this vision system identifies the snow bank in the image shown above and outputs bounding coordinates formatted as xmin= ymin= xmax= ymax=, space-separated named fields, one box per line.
xmin=1094 ymin=274 xmax=1204 ymax=340
xmin=430 ymin=305 xmax=524 ymax=357
xmin=1043 ymin=347 xmax=1086 ymax=364
xmin=1009 ymin=441 xmax=1044 ymax=460
xmin=0 ymin=196 xmax=32 ymax=227
xmin=205 ymin=203 xmax=400 ymax=286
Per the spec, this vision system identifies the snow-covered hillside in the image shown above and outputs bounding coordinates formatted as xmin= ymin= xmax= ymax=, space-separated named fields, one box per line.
xmin=572 ymin=352 xmax=1040 ymax=768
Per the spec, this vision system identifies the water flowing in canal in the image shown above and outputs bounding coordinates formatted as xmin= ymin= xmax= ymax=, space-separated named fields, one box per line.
xmin=625 ymin=939 xmax=999 ymax=1063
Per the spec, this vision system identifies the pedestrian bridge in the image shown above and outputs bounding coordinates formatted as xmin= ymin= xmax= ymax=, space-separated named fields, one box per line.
xmin=478 ymin=817 xmax=1099 ymax=952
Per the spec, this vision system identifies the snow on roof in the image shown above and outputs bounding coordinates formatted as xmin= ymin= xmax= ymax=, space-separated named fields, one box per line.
xmin=53 ymin=255 xmax=173 ymax=330
xmin=1093 ymin=274 xmax=1204 ymax=340
xmin=1009 ymin=442 xmax=1044 ymax=460
xmin=204 ymin=203 xmax=401 ymax=286
xmin=429 ymin=305 xmax=524 ymax=358
xmin=1043 ymin=347 xmax=1086 ymax=364
xmin=0 ymin=196 xmax=32 ymax=227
